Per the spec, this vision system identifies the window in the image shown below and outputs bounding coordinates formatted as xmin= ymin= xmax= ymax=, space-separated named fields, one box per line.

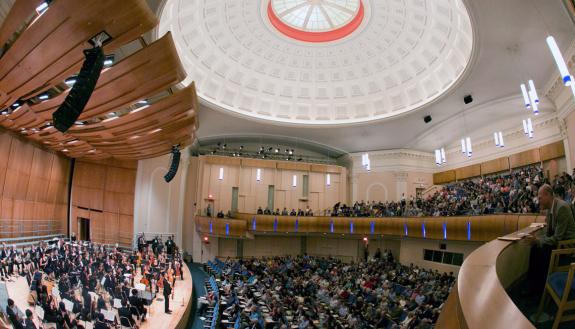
xmin=423 ymin=249 xmax=464 ymax=266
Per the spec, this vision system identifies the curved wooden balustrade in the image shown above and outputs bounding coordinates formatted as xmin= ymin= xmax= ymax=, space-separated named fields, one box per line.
xmin=435 ymin=225 xmax=545 ymax=329
xmin=195 ymin=213 xmax=544 ymax=241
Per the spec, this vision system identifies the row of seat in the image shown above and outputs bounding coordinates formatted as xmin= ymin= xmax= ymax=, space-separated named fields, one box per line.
xmin=203 ymin=275 xmax=220 ymax=329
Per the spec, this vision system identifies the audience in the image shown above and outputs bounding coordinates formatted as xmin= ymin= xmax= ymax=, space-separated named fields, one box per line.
xmin=247 ymin=166 xmax=575 ymax=219
xmin=211 ymin=253 xmax=454 ymax=329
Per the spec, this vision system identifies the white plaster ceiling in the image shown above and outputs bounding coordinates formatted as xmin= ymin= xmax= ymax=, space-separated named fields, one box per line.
xmin=158 ymin=0 xmax=474 ymax=125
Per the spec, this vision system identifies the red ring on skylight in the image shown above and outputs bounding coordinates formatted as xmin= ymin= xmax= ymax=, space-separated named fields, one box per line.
xmin=267 ymin=1 xmax=364 ymax=43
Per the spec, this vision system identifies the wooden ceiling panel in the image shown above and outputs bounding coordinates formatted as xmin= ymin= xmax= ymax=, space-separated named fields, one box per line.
xmin=0 ymin=0 xmax=157 ymax=108
xmin=0 ymin=0 xmax=43 ymax=47
xmin=0 ymin=1 xmax=198 ymax=160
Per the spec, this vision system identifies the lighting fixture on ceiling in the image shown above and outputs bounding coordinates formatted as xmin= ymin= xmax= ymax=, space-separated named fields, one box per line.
xmin=547 ymin=36 xmax=572 ymax=86
xmin=326 ymin=173 xmax=331 ymax=186
xmin=494 ymin=131 xmax=504 ymax=148
xmin=461 ymin=137 xmax=472 ymax=158
xmin=38 ymin=94 xmax=49 ymax=100
xmin=65 ymin=77 xmax=77 ymax=87
xmin=435 ymin=148 xmax=447 ymax=166
xmin=103 ymin=55 xmax=114 ymax=66
xmin=35 ymin=1 xmax=50 ymax=15
xmin=520 ymin=84 xmax=531 ymax=109
xmin=256 ymin=168 xmax=262 ymax=181
xmin=546 ymin=36 xmax=575 ymax=101
xmin=523 ymin=118 xmax=534 ymax=139
xmin=362 ymin=153 xmax=371 ymax=171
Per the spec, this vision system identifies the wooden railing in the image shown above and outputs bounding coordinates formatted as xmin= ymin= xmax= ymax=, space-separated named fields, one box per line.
xmin=195 ymin=213 xmax=544 ymax=242
xmin=435 ymin=225 xmax=544 ymax=329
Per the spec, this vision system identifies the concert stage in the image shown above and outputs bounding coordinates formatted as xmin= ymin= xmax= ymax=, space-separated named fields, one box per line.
xmin=5 ymin=265 xmax=193 ymax=329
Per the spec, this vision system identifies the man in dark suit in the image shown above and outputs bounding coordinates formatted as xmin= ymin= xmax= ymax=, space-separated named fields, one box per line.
xmin=94 ymin=313 xmax=110 ymax=329
xmin=163 ymin=274 xmax=172 ymax=314
xmin=129 ymin=289 xmax=147 ymax=321
xmin=6 ymin=299 xmax=23 ymax=329
xmin=118 ymin=299 xmax=136 ymax=328
xmin=24 ymin=309 xmax=36 ymax=329
xmin=525 ymin=184 xmax=575 ymax=294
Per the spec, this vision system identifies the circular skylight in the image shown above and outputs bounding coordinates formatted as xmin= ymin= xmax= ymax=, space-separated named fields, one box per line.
xmin=268 ymin=0 xmax=364 ymax=42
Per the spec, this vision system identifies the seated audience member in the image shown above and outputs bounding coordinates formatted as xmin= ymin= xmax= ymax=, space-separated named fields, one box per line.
xmin=297 ymin=208 xmax=304 ymax=216
xmin=274 ymin=208 xmax=280 ymax=215
xmin=263 ymin=207 xmax=272 ymax=215
xmin=525 ymin=184 xmax=575 ymax=295
xmin=256 ymin=207 xmax=263 ymax=215
xmin=217 ymin=210 xmax=225 ymax=218
xmin=281 ymin=208 xmax=289 ymax=216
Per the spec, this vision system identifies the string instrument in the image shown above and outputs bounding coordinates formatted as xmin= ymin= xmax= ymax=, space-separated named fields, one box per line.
xmin=156 ymin=275 xmax=164 ymax=289
xmin=175 ymin=264 xmax=181 ymax=280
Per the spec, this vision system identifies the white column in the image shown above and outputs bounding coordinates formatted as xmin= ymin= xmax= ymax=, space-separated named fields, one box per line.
xmin=394 ymin=171 xmax=408 ymax=201
xmin=175 ymin=150 xmax=190 ymax=248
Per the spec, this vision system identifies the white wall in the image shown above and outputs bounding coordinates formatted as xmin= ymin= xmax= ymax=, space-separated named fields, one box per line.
xmin=399 ymin=238 xmax=483 ymax=275
xmin=133 ymin=149 xmax=190 ymax=248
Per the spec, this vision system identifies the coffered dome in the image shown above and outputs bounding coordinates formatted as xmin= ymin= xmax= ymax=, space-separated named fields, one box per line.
xmin=158 ymin=0 xmax=474 ymax=125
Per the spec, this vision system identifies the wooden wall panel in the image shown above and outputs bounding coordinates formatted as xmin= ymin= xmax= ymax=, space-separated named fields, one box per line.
xmin=481 ymin=157 xmax=510 ymax=176
xmin=433 ymin=170 xmax=456 ymax=184
xmin=539 ymin=141 xmax=565 ymax=161
xmin=71 ymin=159 xmax=136 ymax=246
xmin=509 ymin=149 xmax=540 ymax=168
xmin=276 ymin=162 xmax=311 ymax=171
xmin=455 ymin=164 xmax=481 ymax=180
xmin=241 ymin=158 xmax=277 ymax=169
xmin=0 ymin=129 xmax=70 ymax=239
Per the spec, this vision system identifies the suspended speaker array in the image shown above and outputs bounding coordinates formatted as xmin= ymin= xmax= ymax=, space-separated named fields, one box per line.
xmin=164 ymin=146 xmax=181 ymax=183
xmin=53 ymin=46 xmax=104 ymax=132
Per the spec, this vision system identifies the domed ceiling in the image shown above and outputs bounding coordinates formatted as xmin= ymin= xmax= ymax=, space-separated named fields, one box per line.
xmin=158 ymin=0 xmax=474 ymax=125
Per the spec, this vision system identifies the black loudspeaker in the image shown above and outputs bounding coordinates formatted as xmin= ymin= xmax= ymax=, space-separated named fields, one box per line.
xmin=164 ymin=147 xmax=181 ymax=183
xmin=53 ymin=47 xmax=105 ymax=132
xmin=423 ymin=115 xmax=432 ymax=124
xmin=464 ymin=95 xmax=473 ymax=104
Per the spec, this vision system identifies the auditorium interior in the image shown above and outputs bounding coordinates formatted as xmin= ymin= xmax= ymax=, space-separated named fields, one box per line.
xmin=3 ymin=0 xmax=575 ymax=328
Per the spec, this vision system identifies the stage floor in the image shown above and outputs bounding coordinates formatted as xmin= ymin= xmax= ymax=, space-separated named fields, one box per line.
xmin=5 ymin=265 xmax=193 ymax=329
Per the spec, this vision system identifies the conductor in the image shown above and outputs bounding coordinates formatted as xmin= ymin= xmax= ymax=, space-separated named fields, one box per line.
xmin=163 ymin=273 xmax=172 ymax=314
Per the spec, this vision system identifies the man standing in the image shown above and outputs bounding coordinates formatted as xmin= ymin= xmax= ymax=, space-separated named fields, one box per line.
xmin=163 ymin=273 xmax=172 ymax=314
xmin=525 ymin=184 xmax=575 ymax=294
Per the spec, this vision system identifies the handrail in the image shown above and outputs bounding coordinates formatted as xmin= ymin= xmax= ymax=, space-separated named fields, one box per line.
xmin=435 ymin=225 xmax=543 ymax=329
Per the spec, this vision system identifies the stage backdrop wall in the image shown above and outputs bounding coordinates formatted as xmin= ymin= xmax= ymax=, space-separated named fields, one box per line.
xmin=71 ymin=159 xmax=136 ymax=247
